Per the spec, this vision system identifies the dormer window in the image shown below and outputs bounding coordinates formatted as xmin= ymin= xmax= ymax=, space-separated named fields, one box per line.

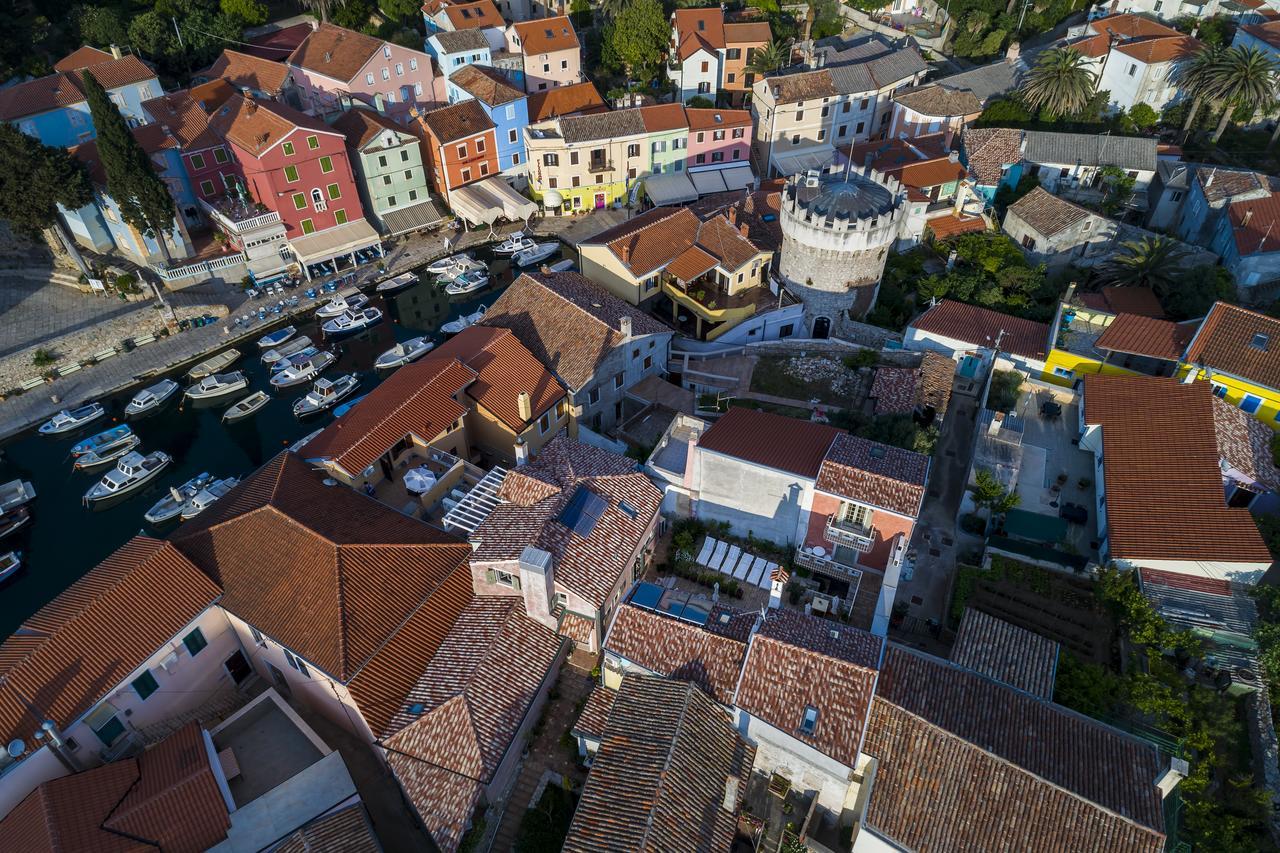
xmin=1252 ymin=333 xmax=1270 ymax=351
xmin=799 ymin=705 xmax=819 ymax=735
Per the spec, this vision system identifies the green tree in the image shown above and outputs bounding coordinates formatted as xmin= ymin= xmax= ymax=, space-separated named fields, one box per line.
xmin=1207 ymin=45 xmax=1279 ymax=143
xmin=380 ymin=0 xmax=422 ymax=23
xmin=686 ymin=95 xmax=715 ymax=108
xmin=332 ymin=0 xmax=375 ymax=30
xmin=1174 ymin=43 xmax=1228 ymax=138
xmin=568 ymin=0 xmax=592 ymax=28
xmin=1126 ymin=102 xmax=1158 ymax=130
xmin=300 ymin=0 xmax=348 ymax=23
xmin=0 ymin=123 xmax=93 ymax=237
xmin=81 ymin=70 xmax=177 ymax=264
xmin=221 ymin=0 xmax=268 ymax=24
xmin=612 ymin=0 xmax=668 ymax=78
xmin=1100 ymin=236 xmax=1187 ymax=292
xmin=1163 ymin=263 xmax=1234 ymax=320
xmin=77 ymin=5 xmax=127 ymax=46
xmin=972 ymin=468 xmax=1019 ymax=513
xmin=747 ymin=40 xmax=791 ymax=77
xmin=1020 ymin=47 xmax=1098 ymax=118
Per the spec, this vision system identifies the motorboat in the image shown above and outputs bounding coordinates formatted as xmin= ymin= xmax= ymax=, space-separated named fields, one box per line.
xmin=179 ymin=477 xmax=240 ymax=521
xmin=547 ymin=258 xmax=575 ymax=273
xmin=375 ymin=272 xmax=419 ymax=294
xmin=70 ymin=425 xmax=134 ymax=458
xmin=315 ymin=293 xmax=369 ymax=319
xmin=513 ymin=242 xmax=559 ymax=268
xmin=293 ymin=374 xmax=359 ymax=418
xmin=83 ymin=451 xmax=172 ymax=507
xmin=424 ymin=253 xmax=473 ymax=275
xmin=73 ymin=433 xmax=143 ymax=471
xmin=444 ymin=270 xmax=489 ymax=296
xmin=321 ymin=307 xmax=383 ymax=337
xmin=0 ymin=480 xmax=36 ymax=513
xmin=186 ymin=349 xmax=240 ymax=381
xmin=144 ymin=472 xmax=213 ymax=525
xmin=333 ymin=394 xmax=367 ymax=417
xmin=0 ymin=507 xmax=30 ymax=540
xmin=39 ymin=404 xmax=105 ymax=436
xmin=256 ymin=325 xmax=297 ymax=350
xmin=271 ymin=346 xmax=320 ymax=374
xmin=375 ymin=336 xmax=434 ymax=370
xmin=261 ymin=336 xmax=313 ymax=364
xmin=0 ymin=552 xmax=21 ymax=584
xmin=441 ymin=305 xmax=487 ymax=335
xmin=271 ymin=351 xmax=336 ymax=388
xmin=124 ymin=379 xmax=179 ymax=418
xmin=185 ymin=372 xmax=249 ymax=401
xmin=222 ymin=391 xmax=269 ymax=424
xmin=494 ymin=231 xmax=535 ymax=255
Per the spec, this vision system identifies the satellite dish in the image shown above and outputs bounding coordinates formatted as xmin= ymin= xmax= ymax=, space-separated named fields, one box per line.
xmin=7 ymin=739 xmax=25 ymax=759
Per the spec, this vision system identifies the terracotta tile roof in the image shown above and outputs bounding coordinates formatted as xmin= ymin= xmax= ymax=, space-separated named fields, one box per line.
xmin=142 ymin=90 xmax=221 ymax=152
xmin=723 ymin=21 xmax=772 ymax=43
xmin=1185 ymin=301 xmax=1280 ymax=390
xmin=1242 ymin=20 xmax=1280 ymax=50
xmin=673 ymin=8 xmax=727 ymax=58
xmin=1008 ymin=186 xmax=1094 ymax=238
xmin=559 ymin=610 xmax=596 ymax=645
xmin=511 ymin=15 xmax=579 ymax=54
xmin=572 ymin=683 xmax=616 ymax=741
xmin=431 ymin=28 xmax=489 ymax=54
xmin=909 ymin=299 xmax=1050 ymax=360
xmin=53 ymin=46 xmax=114 ymax=72
xmin=815 ymin=433 xmax=929 ymax=516
xmin=188 ymin=79 xmax=236 ymax=113
xmin=898 ymin=158 xmax=968 ymax=190
xmin=926 ymin=212 xmax=987 ymax=239
xmin=960 ymin=127 xmax=1022 ymax=184
xmin=698 ymin=406 xmax=841 ymax=478
xmin=383 ymin=760 xmax=482 ymax=853
xmin=71 ymin=124 xmax=177 ymax=186
xmin=558 ymin=107 xmax=647 ymax=143
xmin=433 ymin=325 xmax=566 ymax=431
xmin=694 ymin=186 xmax=784 ymax=250
xmin=331 ymin=105 xmax=409 ymax=149
xmin=867 ymin=646 xmax=1166 ymax=850
xmin=0 ymin=538 xmax=219 ymax=753
xmin=170 ymin=453 xmax=474 ymax=684
xmin=443 ymin=0 xmax=502 ymax=30
xmin=1099 ymin=284 xmax=1166 ymax=318
xmin=667 ymin=245 xmax=718 ymax=281
xmin=564 ymin=673 xmax=754 ymax=853
xmin=204 ymin=48 xmax=291 ymax=94
xmin=893 ymin=83 xmax=983 ymax=117
xmin=764 ymin=68 xmax=839 ymax=103
xmin=584 ymin=206 xmax=695 ymax=275
xmin=1197 ymin=166 xmax=1274 ymax=206
xmin=871 ymin=366 xmax=920 ymax=415
xmin=638 ymin=102 xmax=688 ymax=133
xmin=301 ymin=357 xmax=471 ymax=476
xmin=481 ymin=271 xmax=669 ymax=392
xmin=694 ymin=214 xmax=763 ymax=270
xmin=603 ymin=602 xmax=750 ymax=704
xmin=950 ymin=608 xmax=1060 ymax=699
xmin=475 ymin=437 xmax=661 ymax=607
xmin=418 ymin=98 xmax=494 ymax=145
xmin=1113 ymin=35 xmax=1199 ymax=64
xmin=0 ymin=55 xmax=157 ymax=122
xmin=1228 ymin=188 xmax=1280 ymax=257
xmin=918 ymin=351 xmax=955 ymax=419
xmin=1082 ymin=374 xmax=1271 ymax=565
xmin=0 ymin=760 xmax=140 ymax=852
xmin=273 ymin=804 xmax=381 ymax=853
xmin=447 ymin=64 xmax=525 ymax=107
xmin=1068 ymin=31 xmax=1112 ymax=59
xmin=79 ymin=54 xmax=157 ymax=90
xmin=527 ymin=80 xmax=606 ymax=121
xmin=208 ymin=92 xmax=336 ymax=157
xmin=1094 ymin=313 xmax=1193 ymax=362
xmin=1089 ymin=12 xmax=1182 ymax=40
xmin=242 ymin=22 xmax=312 ymax=60
xmin=1213 ymin=398 xmax=1280 ymax=491
xmin=684 ymin=107 xmax=751 ymax=130
xmin=289 ymin=23 xmax=381 ymax=83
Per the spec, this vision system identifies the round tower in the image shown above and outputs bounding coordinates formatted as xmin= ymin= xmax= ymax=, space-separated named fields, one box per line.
xmin=779 ymin=167 xmax=906 ymax=338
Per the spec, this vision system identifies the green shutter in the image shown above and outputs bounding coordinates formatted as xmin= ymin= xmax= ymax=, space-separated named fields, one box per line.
xmin=132 ymin=670 xmax=159 ymax=700
xmin=485 ymin=569 xmax=496 ymax=584
xmin=183 ymin=628 xmax=208 ymax=656
xmin=511 ymin=575 xmax=522 ymax=591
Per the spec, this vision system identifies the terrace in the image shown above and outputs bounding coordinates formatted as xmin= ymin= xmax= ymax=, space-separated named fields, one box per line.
xmin=369 ymin=445 xmax=492 ymax=525
xmin=660 ymin=274 xmax=798 ymax=341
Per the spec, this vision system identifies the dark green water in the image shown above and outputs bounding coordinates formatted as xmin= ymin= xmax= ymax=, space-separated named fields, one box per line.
xmin=0 ymin=242 xmax=555 ymax=636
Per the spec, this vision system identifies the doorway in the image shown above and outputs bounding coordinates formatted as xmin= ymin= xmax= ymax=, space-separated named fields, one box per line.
xmin=266 ymin=662 xmax=291 ymax=695
xmin=594 ymin=193 xmax=606 ymax=209
xmin=813 ymin=316 xmax=831 ymax=339
xmin=224 ymin=651 xmax=253 ymax=685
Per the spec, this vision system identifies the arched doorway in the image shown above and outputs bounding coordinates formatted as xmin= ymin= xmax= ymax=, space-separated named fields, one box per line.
xmin=813 ymin=316 xmax=831 ymax=339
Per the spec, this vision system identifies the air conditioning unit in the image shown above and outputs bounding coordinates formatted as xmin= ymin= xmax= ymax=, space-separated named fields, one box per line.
xmin=161 ymin=651 xmax=180 ymax=674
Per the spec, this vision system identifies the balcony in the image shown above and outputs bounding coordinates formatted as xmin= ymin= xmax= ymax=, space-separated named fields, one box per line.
xmin=824 ymin=516 xmax=875 ymax=552
xmin=795 ymin=547 xmax=863 ymax=582
xmin=200 ymin=196 xmax=283 ymax=237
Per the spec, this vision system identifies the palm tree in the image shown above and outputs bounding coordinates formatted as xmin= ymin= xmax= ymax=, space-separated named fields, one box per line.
xmin=1173 ymin=43 xmax=1228 ymax=139
xmin=1207 ymin=45 xmax=1279 ymax=144
xmin=1020 ymin=48 xmax=1098 ymax=118
xmin=597 ymin=0 xmax=628 ymax=22
xmin=298 ymin=0 xmax=346 ymax=23
xmin=1100 ymin=237 xmax=1187 ymax=295
xmin=747 ymin=40 xmax=792 ymax=77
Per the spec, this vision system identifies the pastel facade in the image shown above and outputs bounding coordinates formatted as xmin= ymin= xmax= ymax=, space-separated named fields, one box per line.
xmin=506 ymin=17 xmax=582 ymax=93
xmin=288 ymin=23 xmax=439 ymax=119
xmin=426 ymin=28 xmax=492 ymax=77
xmin=686 ymin=108 xmax=751 ymax=172
xmin=331 ymin=107 xmax=435 ymax=234
xmin=446 ymin=64 xmax=531 ymax=178
xmin=525 ymin=110 xmax=651 ymax=212
xmin=416 ymin=99 xmax=500 ymax=203
xmin=667 ymin=10 xmax=772 ymax=105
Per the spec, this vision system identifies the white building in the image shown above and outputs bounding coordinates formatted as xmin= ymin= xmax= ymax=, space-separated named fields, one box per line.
xmin=1065 ymin=14 xmax=1202 ymax=112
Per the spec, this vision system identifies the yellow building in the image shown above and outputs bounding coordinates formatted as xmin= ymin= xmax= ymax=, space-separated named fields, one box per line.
xmin=1041 ymin=287 xmax=1190 ymax=387
xmin=525 ymin=109 xmax=651 ymax=213
xmin=1181 ymin=302 xmax=1280 ymax=429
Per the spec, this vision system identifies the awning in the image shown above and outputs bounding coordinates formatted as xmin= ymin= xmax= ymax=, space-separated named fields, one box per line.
xmin=644 ymin=171 xmax=698 ymax=206
xmin=771 ymin=146 xmax=836 ymax=177
xmin=380 ymin=198 xmax=444 ymax=235
xmin=721 ymin=165 xmax=754 ymax=191
xmin=690 ymin=169 xmax=729 ymax=195
xmin=450 ymin=177 xmax=537 ymax=228
xmin=286 ymin=219 xmax=381 ymax=265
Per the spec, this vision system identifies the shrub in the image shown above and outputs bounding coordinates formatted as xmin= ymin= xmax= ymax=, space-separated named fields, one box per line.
xmin=31 ymin=348 xmax=57 ymax=368
xmin=842 ymin=349 xmax=878 ymax=370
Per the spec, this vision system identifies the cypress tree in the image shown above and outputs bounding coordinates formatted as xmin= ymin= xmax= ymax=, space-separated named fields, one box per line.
xmin=0 ymin=123 xmax=93 ymax=236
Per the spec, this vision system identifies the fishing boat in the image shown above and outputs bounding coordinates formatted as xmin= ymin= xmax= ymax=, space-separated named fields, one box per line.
xmin=441 ymin=305 xmax=487 ymax=335
xmin=315 ymin=292 xmax=369 ymax=319
xmin=222 ymin=391 xmax=269 ymax=424
xmin=70 ymin=425 xmax=134 ymax=458
xmin=444 ymin=270 xmax=489 ymax=296
xmin=186 ymin=349 xmax=240 ymax=381
xmin=424 ymin=253 xmax=473 ymax=274
xmin=547 ymin=258 xmax=575 ymax=272
xmin=0 ymin=507 xmax=30 ymax=540
xmin=144 ymin=472 xmax=213 ymax=524
xmin=38 ymin=403 xmax=105 ymax=435
xmin=124 ymin=379 xmax=179 ymax=418
xmin=321 ymin=307 xmax=383 ymax=337
xmin=375 ymin=336 xmax=434 ymax=370
xmin=333 ymin=394 xmax=367 ymax=417
xmin=179 ymin=477 xmax=240 ymax=521
xmin=261 ymin=336 xmax=313 ymax=364
xmin=271 ymin=351 xmax=336 ymax=388
xmin=0 ymin=480 xmax=36 ymax=513
xmin=0 ymin=552 xmax=21 ymax=584
xmin=73 ymin=433 xmax=142 ymax=471
xmin=494 ymin=232 xmax=535 ymax=255
xmin=83 ymin=451 xmax=172 ymax=507
xmin=271 ymin=347 xmax=320 ymax=374
xmin=513 ymin=242 xmax=559 ymax=267
xmin=293 ymin=374 xmax=359 ymax=418
xmin=185 ymin=372 xmax=249 ymax=401
xmin=375 ymin=272 xmax=419 ymax=294
xmin=256 ymin=325 xmax=297 ymax=350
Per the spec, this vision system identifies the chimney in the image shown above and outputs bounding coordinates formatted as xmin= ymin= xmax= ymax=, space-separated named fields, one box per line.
xmin=728 ymin=205 xmax=738 ymax=226
xmin=620 ymin=315 xmax=632 ymax=341
xmin=1156 ymin=758 xmax=1189 ymax=798
xmin=721 ymin=776 xmax=741 ymax=812
xmin=517 ymin=390 xmax=532 ymax=422
xmin=1205 ymin=169 xmax=1215 ymax=188
xmin=948 ymin=150 xmax=960 ymax=163
xmin=517 ymin=545 xmax=558 ymax=630
xmin=109 ymin=44 xmax=122 ymax=60
xmin=1242 ymin=209 xmax=1253 ymax=227
xmin=246 ymin=96 xmax=258 ymax=114
xmin=988 ymin=411 xmax=1005 ymax=437
xmin=1005 ymin=41 xmax=1020 ymax=64
xmin=514 ymin=436 xmax=529 ymax=466
xmin=768 ymin=565 xmax=789 ymax=609
xmin=1064 ymin=282 xmax=1077 ymax=304
xmin=739 ymin=222 xmax=749 ymax=237
xmin=621 ymin=243 xmax=631 ymax=265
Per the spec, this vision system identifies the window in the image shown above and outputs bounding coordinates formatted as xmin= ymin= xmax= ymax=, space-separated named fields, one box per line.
xmin=588 ymin=387 xmax=600 ymax=405
xmin=335 ymin=209 xmax=347 ymax=224
xmin=570 ymin=151 xmax=579 ymax=165
xmin=1251 ymin=333 xmax=1270 ymax=351
xmin=200 ymin=179 xmax=216 ymax=195
xmin=494 ymin=570 xmax=517 ymax=588
xmin=557 ymin=399 xmax=568 ymax=419
xmin=283 ymin=165 xmax=299 ymax=182
xmin=1021 ymin=234 xmax=1036 ymax=250
xmin=712 ymin=151 xmax=724 ymax=162
xmin=1241 ymin=394 xmax=1263 ymax=414
xmin=461 ymin=167 xmax=471 ymax=182
xmin=311 ymin=188 xmax=324 ymax=209
xmin=732 ymin=149 xmax=741 ymax=160
xmin=250 ymin=627 xmax=266 ymax=646
xmin=403 ymin=170 xmax=413 ymax=181
xmin=282 ymin=141 xmax=295 ymax=156
xmin=799 ymin=705 xmax=819 ymax=735
xmin=479 ymin=162 xmax=489 ymax=176
xmin=414 ymin=82 xmax=423 ymax=97
xmin=572 ymin=176 xmax=580 ymax=187
xmin=1212 ymin=382 xmax=1228 ymax=398
xmin=409 ymin=189 xmax=418 ymax=200
xmin=1127 ymin=63 xmax=1137 ymax=77
xmin=382 ymin=67 xmax=390 ymax=81
xmin=701 ymin=61 xmax=709 ymax=73
xmin=401 ymin=149 xmax=409 ymax=162
xmin=727 ymin=72 xmax=736 ymax=83
xmin=627 ymin=143 xmax=640 ymax=157
xmin=613 ymin=372 xmax=624 ymax=389
xmin=383 ymin=175 xmax=392 ymax=186
xmin=838 ymin=125 xmax=847 ymax=138
xmin=132 ymin=670 xmax=159 ymax=700
xmin=539 ymin=411 xmax=552 ymax=433
xmin=307 ymin=135 xmax=320 ymax=150
xmin=817 ymin=129 xmax=826 ymax=141
xmin=395 ymin=62 xmax=404 ymax=76
xmin=327 ymin=183 xmax=342 ymax=200
xmin=410 ymin=58 xmax=418 ymax=71
xmin=543 ymin=63 xmax=550 ymax=72
xmin=509 ymin=128 xmax=519 ymax=144
xmin=855 ymin=121 xmax=865 ymax=134
xmin=821 ymin=104 xmax=829 ymax=117
xmin=792 ymin=134 xmax=800 ymax=145
xmin=476 ymin=138 xmax=485 ymax=153
xmin=190 ymin=152 xmax=206 ymax=170
xmin=1052 ymin=366 xmax=1075 ymax=379
xmin=732 ymin=128 xmax=744 ymax=139
xmin=301 ymin=218 xmax=315 ymax=234
xmin=283 ymin=649 xmax=310 ymax=678
xmin=212 ymin=146 xmax=229 ymax=165
xmin=384 ymin=45 xmax=392 ymax=59
xmin=387 ymin=195 xmax=396 ymax=206
xmin=183 ymin=628 xmax=208 ymax=657
xmin=457 ymin=143 xmax=468 ymax=159
xmin=1171 ymin=190 xmax=1183 ymax=202
xmin=289 ymin=192 xmax=305 ymax=210
xmin=643 ymin=355 xmax=652 ymax=369
xmin=545 ymin=153 xmax=559 ymax=166
xmin=378 ymin=154 xmax=389 ymax=168
xmin=366 ymin=72 xmax=375 ymax=85
xmin=880 ymin=113 xmax=890 ymax=126
xmin=319 ymin=156 xmax=333 ymax=173
xmin=696 ymin=153 xmax=706 ymax=164
xmin=549 ymin=177 xmax=557 ymax=188
xmin=512 ymin=153 xmax=520 ymax=166
xmin=93 ymin=714 xmax=125 ymax=747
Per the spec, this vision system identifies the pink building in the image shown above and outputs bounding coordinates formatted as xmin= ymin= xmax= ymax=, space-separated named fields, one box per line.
xmin=685 ymin=107 xmax=751 ymax=173
xmin=506 ymin=16 xmax=582 ymax=93
xmin=287 ymin=22 xmax=443 ymax=119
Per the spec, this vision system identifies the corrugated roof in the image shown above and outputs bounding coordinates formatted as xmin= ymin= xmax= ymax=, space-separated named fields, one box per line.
xmin=909 ymin=299 xmax=1050 ymax=360
xmin=1185 ymin=301 xmax=1280 ymax=390
xmin=950 ymin=608 xmax=1059 ymax=699
xmin=698 ymin=406 xmax=842 ymax=478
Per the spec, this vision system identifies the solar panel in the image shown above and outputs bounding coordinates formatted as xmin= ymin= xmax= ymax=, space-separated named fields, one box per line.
xmin=559 ymin=486 xmax=606 ymax=537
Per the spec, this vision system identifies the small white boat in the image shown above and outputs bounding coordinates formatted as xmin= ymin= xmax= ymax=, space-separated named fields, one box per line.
xmin=222 ymin=391 xmax=269 ymax=424
xmin=70 ymin=425 xmax=133 ymax=458
xmin=271 ymin=346 xmax=320 ymax=374
xmin=0 ymin=480 xmax=36 ymax=512
xmin=186 ymin=349 xmax=240 ymax=381
xmin=257 ymin=325 xmax=297 ymax=350
xmin=441 ymin=305 xmax=487 ymax=335
xmin=376 ymin=272 xmax=419 ymax=293
xmin=321 ymin=307 xmax=383 ymax=337
xmin=375 ymin=336 xmax=435 ymax=370
xmin=144 ymin=472 xmax=213 ymax=524
xmin=293 ymin=374 xmax=360 ymax=418
xmin=261 ymin=336 xmax=313 ymax=364
xmin=185 ymin=372 xmax=249 ymax=401
xmin=73 ymin=433 xmax=142 ymax=471
xmin=124 ymin=380 xmax=179 ymax=418
xmin=271 ymin=351 xmax=336 ymax=388
xmin=444 ymin=270 xmax=489 ymax=296
xmin=315 ymin=293 xmax=369 ymax=319
xmin=513 ymin=242 xmax=559 ymax=268
xmin=547 ymin=258 xmax=575 ymax=272
xmin=424 ymin=253 xmax=473 ymax=274
xmin=0 ymin=507 xmax=30 ymax=540
xmin=179 ymin=477 xmax=240 ymax=521
xmin=494 ymin=232 xmax=535 ymax=255
xmin=0 ymin=552 xmax=21 ymax=584
xmin=39 ymin=404 xmax=105 ymax=436
xmin=83 ymin=451 xmax=172 ymax=507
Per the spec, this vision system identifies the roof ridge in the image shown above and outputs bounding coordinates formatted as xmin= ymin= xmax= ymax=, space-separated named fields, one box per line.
xmin=638 ymin=680 xmax=695 ymax=850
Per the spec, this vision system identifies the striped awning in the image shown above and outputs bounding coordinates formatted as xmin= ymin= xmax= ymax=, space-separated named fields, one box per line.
xmin=380 ymin=199 xmax=444 ymax=235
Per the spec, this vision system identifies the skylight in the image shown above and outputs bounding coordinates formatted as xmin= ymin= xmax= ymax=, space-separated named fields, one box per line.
xmin=799 ymin=705 xmax=819 ymax=735
xmin=618 ymin=499 xmax=638 ymax=519
xmin=1251 ymin=333 xmax=1269 ymax=351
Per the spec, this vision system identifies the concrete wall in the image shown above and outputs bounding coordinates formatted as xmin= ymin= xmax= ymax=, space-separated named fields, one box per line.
xmin=693 ymin=449 xmax=812 ymax=545
xmin=736 ymin=711 xmax=854 ymax=811
xmin=576 ymin=331 xmax=672 ymax=433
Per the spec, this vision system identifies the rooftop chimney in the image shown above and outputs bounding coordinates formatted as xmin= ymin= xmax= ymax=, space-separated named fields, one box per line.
xmin=1156 ymin=758 xmax=1189 ymax=798
xmin=739 ymin=222 xmax=749 ymax=237
xmin=109 ymin=44 xmax=122 ymax=60
xmin=518 ymin=545 xmax=558 ymax=630
xmin=948 ymin=150 xmax=960 ymax=163
xmin=1242 ymin=209 xmax=1253 ymax=227
xmin=620 ymin=315 xmax=632 ymax=341
xmin=988 ymin=411 xmax=1005 ymax=437
xmin=514 ymin=436 xmax=529 ymax=466
xmin=1205 ymin=169 xmax=1215 ymax=188
xmin=517 ymin=390 xmax=532 ymax=422
xmin=727 ymin=205 xmax=738 ymax=226
xmin=621 ymin=243 xmax=631 ymax=265
xmin=768 ymin=565 xmax=789 ymax=609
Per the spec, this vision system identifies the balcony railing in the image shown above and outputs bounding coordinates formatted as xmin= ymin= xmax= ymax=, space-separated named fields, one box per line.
xmin=795 ymin=548 xmax=862 ymax=581
xmin=199 ymin=198 xmax=282 ymax=234
xmin=824 ymin=517 xmax=875 ymax=552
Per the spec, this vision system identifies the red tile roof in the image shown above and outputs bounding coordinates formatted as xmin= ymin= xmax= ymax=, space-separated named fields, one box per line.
xmin=204 ymin=49 xmax=292 ymax=95
xmin=142 ymin=90 xmax=222 ymax=152
xmin=208 ymin=92 xmax=338 ymax=157
xmin=0 ymin=56 xmax=157 ymax=121
xmin=1113 ymin=35 xmax=1198 ymax=64
xmin=1089 ymin=13 xmax=1182 ymax=40
xmin=434 ymin=325 xmax=566 ymax=432
xmin=1212 ymin=397 xmax=1280 ymax=492
xmin=273 ymin=804 xmax=381 ymax=853
xmin=511 ymin=16 xmax=580 ymax=54
xmin=446 ymin=64 xmax=525 ymax=108
xmin=242 ymin=23 xmax=313 ymax=61
xmin=950 ymin=608 xmax=1060 ymax=699
xmin=1184 ymin=301 xmax=1280 ymax=390
xmin=442 ymin=0 xmax=502 ymax=30
xmin=1228 ymin=188 xmax=1280 ymax=257
xmin=53 ymin=46 xmax=114 ymax=73
xmin=527 ymin=80 xmax=607 ymax=121
xmin=684 ymin=107 xmax=751 ymax=130
xmin=814 ymin=433 xmax=929 ymax=517
xmin=289 ymin=23 xmax=382 ymax=83
xmin=638 ymin=102 xmax=688 ymax=133
xmin=697 ymin=406 xmax=841 ymax=478
xmin=723 ymin=20 xmax=772 ymax=43
xmin=1094 ymin=313 xmax=1193 ymax=362
xmin=1242 ymin=20 xmax=1280 ymax=50
xmin=673 ymin=8 xmax=726 ymax=58
xmin=572 ymin=683 xmax=616 ymax=741
xmin=331 ymin=105 xmax=412 ymax=149
xmin=909 ymin=299 xmax=1050 ymax=360
xmin=418 ymin=98 xmax=495 ymax=145
xmin=603 ymin=603 xmax=749 ymax=704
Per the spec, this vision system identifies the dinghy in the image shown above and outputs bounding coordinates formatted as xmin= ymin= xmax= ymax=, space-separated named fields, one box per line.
xmin=222 ymin=391 xmax=269 ymax=424
xmin=441 ymin=305 xmax=487 ymax=335
xmin=256 ymin=325 xmax=297 ymax=350
xmin=73 ymin=433 xmax=142 ymax=471
xmin=186 ymin=349 xmax=240 ymax=381
xmin=375 ymin=272 xmax=418 ymax=294
xmin=261 ymin=336 xmax=313 ymax=364
xmin=70 ymin=425 xmax=134 ymax=458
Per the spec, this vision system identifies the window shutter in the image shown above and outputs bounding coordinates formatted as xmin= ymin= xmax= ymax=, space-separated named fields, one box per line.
xmin=485 ymin=569 xmax=496 ymax=584
xmin=511 ymin=575 xmax=522 ymax=591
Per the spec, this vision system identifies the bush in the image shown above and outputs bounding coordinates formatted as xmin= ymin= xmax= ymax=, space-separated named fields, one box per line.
xmin=113 ymin=273 xmax=141 ymax=295
xmin=987 ymin=370 xmax=1023 ymax=412
xmin=514 ymin=784 xmax=577 ymax=853
xmin=959 ymin=513 xmax=987 ymax=536
xmin=842 ymin=349 xmax=878 ymax=370
xmin=31 ymin=348 xmax=57 ymax=368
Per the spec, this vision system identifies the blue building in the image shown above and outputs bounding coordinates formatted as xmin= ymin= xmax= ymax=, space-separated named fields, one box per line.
xmin=958 ymin=126 xmax=1023 ymax=206
xmin=425 ymin=29 xmax=492 ymax=78
xmin=445 ymin=64 xmax=529 ymax=184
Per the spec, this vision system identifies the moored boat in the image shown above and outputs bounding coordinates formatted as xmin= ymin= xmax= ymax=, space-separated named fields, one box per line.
xmin=185 ymin=372 xmax=249 ymax=401
xmin=271 ymin=346 xmax=320 ymax=373
xmin=547 ymin=258 xmax=575 ymax=272
xmin=186 ymin=349 xmax=240 ymax=381
xmin=375 ymin=272 xmax=419 ymax=293
xmin=0 ymin=552 xmax=22 ymax=584
xmin=222 ymin=391 xmax=269 ymax=424
xmin=0 ymin=507 xmax=30 ymax=540
xmin=444 ymin=270 xmax=489 ymax=296
xmin=261 ymin=336 xmax=313 ymax=364
xmin=179 ymin=477 xmax=240 ymax=520
xmin=38 ymin=404 xmax=105 ymax=436
xmin=124 ymin=379 xmax=180 ymax=418
xmin=293 ymin=374 xmax=359 ymax=418
xmin=0 ymin=480 xmax=36 ymax=513
xmin=494 ymin=232 xmax=535 ymax=255
xmin=144 ymin=472 xmax=213 ymax=524
xmin=270 ymin=351 xmax=336 ymax=388
xmin=256 ymin=325 xmax=297 ymax=350
xmin=441 ymin=305 xmax=487 ymax=335
xmin=513 ymin=242 xmax=559 ymax=267
xmin=73 ymin=433 xmax=143 ymax=471
xmin=83 ymin=451 xmax=172 ymax=507
xmin=321 ymin=307 xmax=383 ymax=337
xmin=70 ymin=425 xmax=134 ymax=458
xmin=424 ymin=252 xmax=473 ymax=274
xmin=315 ymin=293 xmax=369 ymax=319
xmin=375 ymin=336 xmax=434 ymax=370
xmin=333 ymin=394 xmax=367 ymax=417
